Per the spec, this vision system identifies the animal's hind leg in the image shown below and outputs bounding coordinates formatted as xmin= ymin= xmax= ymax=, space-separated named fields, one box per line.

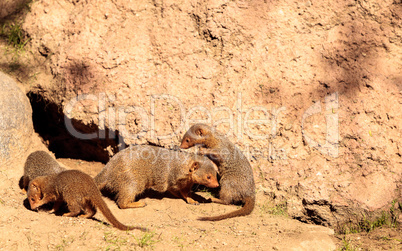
xmin=210 ymin=187 xmax=232 ymax=205
xmin=116 ymin=188 xmax=146 ymax=209
xmin=80 ymin=202 xmax=96 ymax=218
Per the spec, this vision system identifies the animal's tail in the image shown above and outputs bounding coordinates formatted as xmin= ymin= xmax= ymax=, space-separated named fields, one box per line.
xmin=198 ymin=196 xmax=255 ymax=221
xmin=94 ymin=191 xmax=148 ymax=231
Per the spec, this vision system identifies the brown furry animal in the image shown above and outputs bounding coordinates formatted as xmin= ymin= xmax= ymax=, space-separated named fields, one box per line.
xmin=21 ymin=151 xmax=66 ymax=192
xmin=94 ymin=145 xmax=219 ymax=209
xmin=181 ymin=123 xmax=255 ymax=221
xmin=28 ymin=170 xmax=146 ymax=231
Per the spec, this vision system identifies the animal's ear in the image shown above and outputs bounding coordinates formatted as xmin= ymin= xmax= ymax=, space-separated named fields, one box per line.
xmin=190 ymin=162 xmax=200 ymax=172
xmin=30 ymin=181 xmax=42 ymax=198
xmin=30 ymin=181 xmax=39 ymax=190
xmin=195 ymin=128 xmax=204 ymax=136
xmin=212 ymin=163 xmax=219 ymax=175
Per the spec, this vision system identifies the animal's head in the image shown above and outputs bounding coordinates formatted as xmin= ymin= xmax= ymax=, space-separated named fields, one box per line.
xmin=180 ymin=124 xmax=213 ymax=149
xmin=189 ymin=158 xmax=219 ymax=188
xmin=27 ymin=177 xmax=46 ymax=210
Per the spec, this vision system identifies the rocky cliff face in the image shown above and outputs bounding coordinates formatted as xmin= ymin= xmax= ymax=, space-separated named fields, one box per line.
xmin=20 ymin=0 xmax=402 ymax=227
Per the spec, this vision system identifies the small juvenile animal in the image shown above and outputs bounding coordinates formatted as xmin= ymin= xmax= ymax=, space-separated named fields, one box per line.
xmin=28 ymin=169 xmax=146 ymax=231
xmin=94 ymin=145 xmax=219 ymax=209
xmin=181 ymin=123 xmax=255 ymax=221
xmin=21 ymin=151 xmax=66 ymax=192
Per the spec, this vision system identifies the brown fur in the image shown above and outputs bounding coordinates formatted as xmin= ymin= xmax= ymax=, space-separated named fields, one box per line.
xmin=27 ymin=170 xmax=146 ymax=231
xmin=181 ymin=123 xmax=255 ymax=221
xmin=22 ymin=151 xmax=66 ymax=191
xmin=94 ymin=145 xmax=219 ymax=209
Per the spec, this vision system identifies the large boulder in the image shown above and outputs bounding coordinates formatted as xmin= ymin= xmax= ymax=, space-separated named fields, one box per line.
xmin=0 ymin=72 xmax=33 ymax=167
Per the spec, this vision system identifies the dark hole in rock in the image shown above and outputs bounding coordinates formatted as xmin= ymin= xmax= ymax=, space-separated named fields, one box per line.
xmin=27 ymin=91 xmax=123 ymax=163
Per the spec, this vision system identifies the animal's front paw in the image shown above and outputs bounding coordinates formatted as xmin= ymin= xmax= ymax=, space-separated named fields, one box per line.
xmin=186 ymin=198 xmax=199 ymax=205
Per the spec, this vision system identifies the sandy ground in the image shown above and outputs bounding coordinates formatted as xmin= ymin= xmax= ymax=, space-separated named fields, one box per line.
xmin=0 ymin=157 xmax=339 ymax=251
xmin=1 ymin=156 xmax=401 ymax=250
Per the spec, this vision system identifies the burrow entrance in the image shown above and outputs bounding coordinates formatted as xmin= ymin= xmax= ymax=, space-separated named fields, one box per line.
xmin=27 ymin=92 xmax=122 ymax=163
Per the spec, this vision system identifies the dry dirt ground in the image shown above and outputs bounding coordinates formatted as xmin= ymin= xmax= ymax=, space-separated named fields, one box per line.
xmin=0 ymin=154 xmax=401 ymax=250
xmin=0 ymin=155 xmax=338 ymax=251
xmin=0 ymin=154 xmax=402 ymax=250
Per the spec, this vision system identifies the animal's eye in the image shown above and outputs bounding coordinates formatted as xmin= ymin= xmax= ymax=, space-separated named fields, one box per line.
xmin=207 ymin=175 xmax=211 ymax=180
xmin=186 ymin=138 xmax=189 ymax=142
xmin=30 ymin=198 xmax=34 ymax=201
